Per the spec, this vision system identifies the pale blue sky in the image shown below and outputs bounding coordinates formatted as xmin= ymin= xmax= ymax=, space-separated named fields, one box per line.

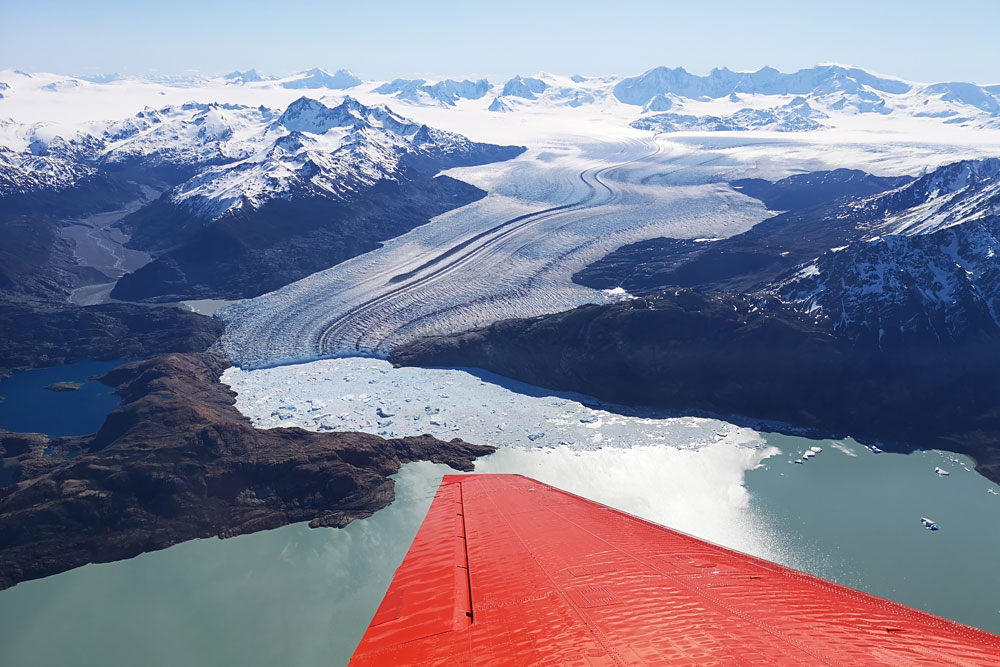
xmin=2 ymin=0 xmax=998 ymax=84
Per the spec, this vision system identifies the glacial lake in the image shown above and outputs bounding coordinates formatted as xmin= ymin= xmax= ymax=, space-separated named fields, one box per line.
xmin=1 ymin=371 xmax=998 ymax=666
xmin=0 ymin=435 xmax=1000 ymax=667
xmin=0 ymin=360 xmax=123 ymax=437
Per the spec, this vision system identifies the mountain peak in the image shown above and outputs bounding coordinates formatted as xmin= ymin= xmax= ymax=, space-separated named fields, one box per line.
xmin=282 ymin=68 xmax=362 ymax=90
xmin=225 ymin=69 xmax=265 ymax=84
xmin=275 ymin=96 xmax=412 ymax=136
xmin=277 ymin=97 xmax=347 ymax=133
xmin=501 ymin=75 xmax=547 ymax=99
xmin=376 ymin=78 xmax=491 ymax=106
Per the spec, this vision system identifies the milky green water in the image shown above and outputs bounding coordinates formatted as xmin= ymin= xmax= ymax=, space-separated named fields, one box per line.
xmin=0 ymin=462 xmax=452 ymax=667
xmin=745 ymin=434 xmax=1000 ymax=633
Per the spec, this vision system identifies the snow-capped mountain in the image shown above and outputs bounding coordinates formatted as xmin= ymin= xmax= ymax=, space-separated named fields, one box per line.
xmin=99 ymin=103 xmax=276 ymax=169
xmin=501 ymin=75 xmax=547 ymax=99
xmin=0 ymin=146 xmax=95 ymax=195
xmin=486 ymin=73 xmax=604 ymax=112
xmin=631 ymin=97 xmax=825 ymax=132
xmin=224 ymin=69 xmax=268 ymax=85
xmin=2 ymin=64 xmax=999 ymax=134
xmin=919 ymin=82 xmax=1000 ymax=115
xmin=0 ymin=92 xmax=518 ymax=209
xmin=373 ymin=78 xmax=490 ymax=106
xmin=18 ymin=102 xmax=276 ymax=172
xmin=78 ymin=73 xmax=122 ymax=84
xmin=0 ymin=93 xmax=525 ymax=302
xmin=280 ymin=68 xmax=361 ymax=90
xmin=773 ymin=159 xmax=1000 ymax=345
xmin=615 ymin=65 xmax=912 ymax=106
xmin=860 ymin=159 xmax=1000 ymax=235
xmin=167 ymin=96 xmax=507 ymax=219
xmin=615 ymin=65 xmax=1000 ymax=129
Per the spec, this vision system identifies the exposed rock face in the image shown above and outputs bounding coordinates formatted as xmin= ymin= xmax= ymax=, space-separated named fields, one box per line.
xmin=390 ymin=289 xmax=1000 ymax=484
xmin=0 ymin=302 xmax=223 ymax=380
xmin=573 ymin=169 xmax=911 ymax=296
xmin=0 ymin=353 xmax=494 ymax=590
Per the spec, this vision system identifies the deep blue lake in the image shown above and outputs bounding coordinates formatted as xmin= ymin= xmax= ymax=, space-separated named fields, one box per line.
xmin=0 ymin=360 xmax=124 ymax=437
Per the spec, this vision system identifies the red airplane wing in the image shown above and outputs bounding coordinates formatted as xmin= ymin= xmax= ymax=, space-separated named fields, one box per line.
xmin=351 ymin=474 xmax=1000 ymax=665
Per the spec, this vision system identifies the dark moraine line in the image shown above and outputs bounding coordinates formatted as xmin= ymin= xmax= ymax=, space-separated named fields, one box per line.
xmin=327 ymin=142 xmax=663 ymax=353
xmin=313 ymin=163 xmax=614 ymax=354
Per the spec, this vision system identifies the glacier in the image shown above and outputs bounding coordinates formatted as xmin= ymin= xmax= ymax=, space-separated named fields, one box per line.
xmin=214 ymin=133 xmax=776 ymax=368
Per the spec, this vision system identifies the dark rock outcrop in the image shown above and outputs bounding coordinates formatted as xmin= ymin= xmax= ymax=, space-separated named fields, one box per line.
xmin=0 ymin=353 xmax=494 ymax=590
xmin=391 ymin=289 xmax=1000 ymax=484
xmin=573 ymin=170 xmax=910 ymax=296
xmin=0 ymin=212 xmax=108 ymax=303
xmin=0 ymin=302 xmax=223 ymax=380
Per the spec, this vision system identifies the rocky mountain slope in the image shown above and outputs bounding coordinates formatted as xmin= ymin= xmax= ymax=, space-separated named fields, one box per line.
xmin=0 ymin=302 xmax=222 ymax=380
xmin=579 ymin=159 xmax=1000 ymax=346
xmin=770 ymin=159 xmax=1000 ymax=345
xmin=574 ymin=169 xmax=912 ymax=295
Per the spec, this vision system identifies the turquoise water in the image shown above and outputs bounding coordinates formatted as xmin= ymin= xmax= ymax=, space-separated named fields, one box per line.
xmin=0 ymin=462 xmax=451 ymax=667
xmin=745 ymin=434 xmax=1000 ymax=633
xmin=0 ymin=360 xmax=123 ymax=437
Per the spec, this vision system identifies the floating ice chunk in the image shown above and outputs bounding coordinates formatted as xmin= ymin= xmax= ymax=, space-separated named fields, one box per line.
xmin=271 ymin=405 xmax=297 ymax=420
